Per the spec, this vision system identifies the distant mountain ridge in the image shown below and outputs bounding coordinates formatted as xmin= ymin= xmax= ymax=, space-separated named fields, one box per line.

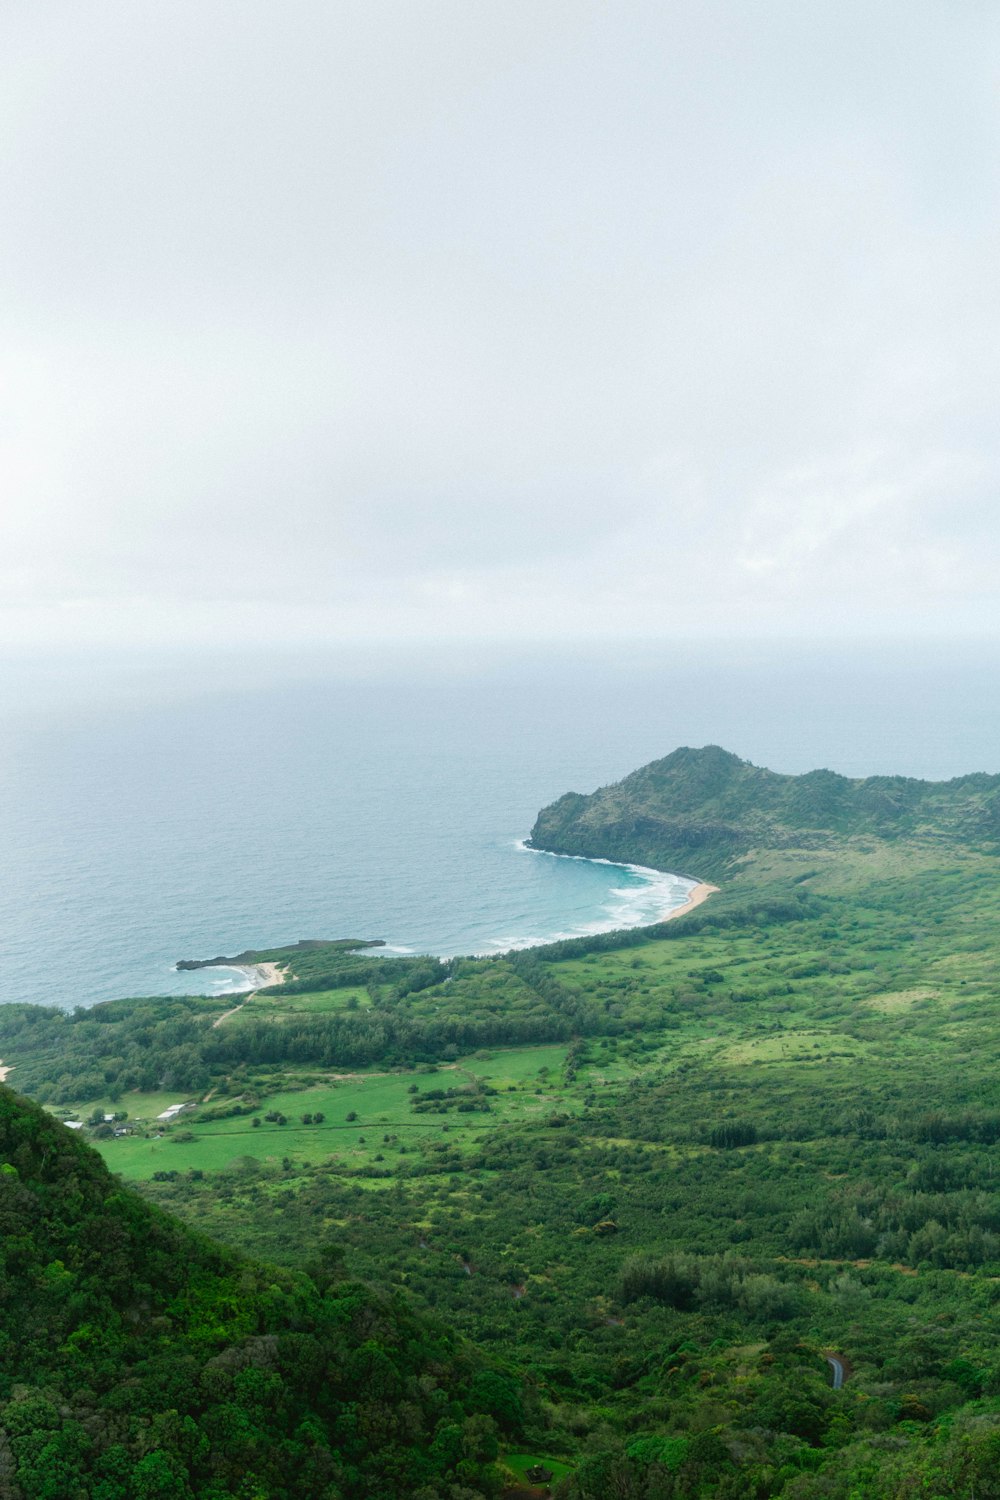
xmin=528 ymin=745 xmax=1000 ymax=883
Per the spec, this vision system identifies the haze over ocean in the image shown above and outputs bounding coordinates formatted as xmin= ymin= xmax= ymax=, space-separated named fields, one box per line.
xmin=1 ymin=639 xmax=997 ymax=1010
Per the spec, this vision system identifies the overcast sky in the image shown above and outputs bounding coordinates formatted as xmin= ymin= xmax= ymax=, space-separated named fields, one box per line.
xmin=2 ymin=1 xmax=999 ymax=649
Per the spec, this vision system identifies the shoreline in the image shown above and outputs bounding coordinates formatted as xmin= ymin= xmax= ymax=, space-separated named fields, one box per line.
xmin=662 ymin=881 xmax=719 ymax=923
xmin=518 ymin=839 xmax=718 ymax=943
xmin=231 ymin=961 xmax=287 ymax=990
xmin=211 ymin=963 xmax=288 ymax=1030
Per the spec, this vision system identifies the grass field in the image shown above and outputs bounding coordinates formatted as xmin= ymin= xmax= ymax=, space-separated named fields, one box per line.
xmin=504 ymin=1452 xmax=574 ymax=1484
xmin=50 ymin=1090 xmax=198 ymax=1125
xmin=227 ymin=984 xmax=378 ymax=1020
xmin=92 ymin=1043 xmax=576 ymax=1181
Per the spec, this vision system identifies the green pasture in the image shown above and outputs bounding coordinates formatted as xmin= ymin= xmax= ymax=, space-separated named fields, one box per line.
xmin=721 ymin=1029 xmax=869 ymax=1065
xmin=458 ymin=1043 xmax=570 ymax=1087
xmin=50 ymin=1090 xmax=196 ymax=1124
xmin=228 ymin=984 xmax=377 ymax=1021
xmin=96 ymin=1120 xmax=432 ymax=1180
xmin=93 ymin=1042 xmax=577 ymax=1180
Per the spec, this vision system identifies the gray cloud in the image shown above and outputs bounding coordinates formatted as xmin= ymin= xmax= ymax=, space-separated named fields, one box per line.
xmin=2 ymin=1 xmax=999 ymax=645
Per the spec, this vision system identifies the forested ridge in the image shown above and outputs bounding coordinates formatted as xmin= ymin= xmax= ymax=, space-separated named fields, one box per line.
xmin=529 ymin=744 xmax=1000 ymax=881
xmin=6 ymin=747 xmax=1000 ymax=1495
xmin=0 ymin=1087 xmax=518 ymax=1499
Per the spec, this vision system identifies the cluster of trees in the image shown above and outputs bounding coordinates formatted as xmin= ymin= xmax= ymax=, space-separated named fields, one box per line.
xmin=526 ymin=891 xmax=820 ymax=963
xmin=619 ymin=1253 xmax=802 ymax=1320
xmin=790 ymin=1180 xmax=1000 ymax=1269
xmin=269 ymin=955 xmax=448 ymax=999
xmin=0 ymin=997 xmax=220 ymax=1103
xmin=410 ymin=1085 xmax=494 ymax=1116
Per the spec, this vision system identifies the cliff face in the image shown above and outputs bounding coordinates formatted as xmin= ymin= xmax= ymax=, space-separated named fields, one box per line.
xmin=528 ymin=745 xmax=1000 ymax=883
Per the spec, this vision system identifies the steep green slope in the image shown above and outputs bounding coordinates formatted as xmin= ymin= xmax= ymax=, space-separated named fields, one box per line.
xmin=528 ymin=744 xmax=1000 ymax=882
xmin=0 ymin=1087 xmax=510 ymax=1499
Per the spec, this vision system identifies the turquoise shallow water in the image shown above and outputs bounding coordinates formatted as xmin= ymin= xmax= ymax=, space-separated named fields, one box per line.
xmin=1 ymin=640 xmax=998 ymax=1009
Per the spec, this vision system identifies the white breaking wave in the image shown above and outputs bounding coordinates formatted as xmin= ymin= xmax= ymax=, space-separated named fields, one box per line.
xmin=169 ymin=964 xmax=260 ymax=996
xmin=472 ymin=841 xmax=697 ymax=953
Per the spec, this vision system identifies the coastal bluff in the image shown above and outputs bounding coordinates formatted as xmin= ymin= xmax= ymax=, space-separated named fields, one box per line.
xmin=528 ymin=744 xmax=1000 ymax=885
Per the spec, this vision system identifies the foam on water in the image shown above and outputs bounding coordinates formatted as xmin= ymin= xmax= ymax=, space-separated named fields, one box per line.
xmin=203 ymin=967 xmax=264 ymax=995
xmin=471 ymin=845 xmax=695 ymax=953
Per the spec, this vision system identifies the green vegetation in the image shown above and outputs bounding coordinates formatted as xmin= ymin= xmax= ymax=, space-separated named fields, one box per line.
xmin=175 ymin=937 xmax=386 ymax=971
xmin=0 ymin=1087 xmax=511 ymax=1499
xmin=528 ymin=742 xmax=1000 ymax=881
xmin=7 ymin=747 xmax=1000 ymax=1495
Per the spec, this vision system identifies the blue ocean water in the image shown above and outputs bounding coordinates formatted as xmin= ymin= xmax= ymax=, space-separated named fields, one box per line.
xmin=1 ymin=639 xmax=998 ymax=1010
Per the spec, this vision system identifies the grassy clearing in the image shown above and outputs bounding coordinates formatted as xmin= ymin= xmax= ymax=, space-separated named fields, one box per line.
xmin=504 ymin=1453 xmax=574 ymax=1483
xmin=721 ymin=1030 xmax=868 ymax=1065
xmin=861 ymin=986 xmax=941 ymax=1012
xmin=461 ymin=1043 xmax=570 ymax=1087
xmin=92 ymin=1043 xmax=576 ymax=1181
xmin=228 ymin=985 xmax=377 ymax=1021
xmin=100 ymin=1121 xmax=429 ymax=1180
xmin=49 ymin=1090 xmax=196 ymax=1123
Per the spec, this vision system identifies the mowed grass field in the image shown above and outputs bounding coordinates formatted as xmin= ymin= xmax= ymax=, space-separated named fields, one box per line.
xmin=229 ymin=983 xmax=380 ymax=1020
xmin=92 ymin=1044 xmax=574 ymax=1181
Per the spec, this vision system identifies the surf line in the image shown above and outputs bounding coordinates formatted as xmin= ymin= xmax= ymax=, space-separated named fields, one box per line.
xmin=515 ymin=840 xmax=716 ymax=924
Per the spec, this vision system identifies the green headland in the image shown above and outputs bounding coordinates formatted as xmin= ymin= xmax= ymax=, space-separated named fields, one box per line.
xmin=4 ymin=746 xmax=1000 ymax=1497
xmin=529 ymin=742 xmax=1000 ymax=882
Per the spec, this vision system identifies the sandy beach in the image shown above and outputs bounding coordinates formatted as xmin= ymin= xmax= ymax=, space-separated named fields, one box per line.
xmin=236 ymin=961 xmax=287 ymax=989
xmin=211 ymin=962 xmax=288 ymax=1029
xmin=663 ymin=881 xmax=719 ymax=923
xmin=0 ymin=1063 xmax=10 ymax=1083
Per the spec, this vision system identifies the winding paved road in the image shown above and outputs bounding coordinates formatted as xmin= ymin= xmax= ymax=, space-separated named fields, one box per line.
xmin=826 ymin=1355 xmax=845 ymax=1390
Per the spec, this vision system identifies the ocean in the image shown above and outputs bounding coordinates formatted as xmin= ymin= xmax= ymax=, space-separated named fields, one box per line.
xmin=1 ymin=638 xmax=998 ymax=1010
